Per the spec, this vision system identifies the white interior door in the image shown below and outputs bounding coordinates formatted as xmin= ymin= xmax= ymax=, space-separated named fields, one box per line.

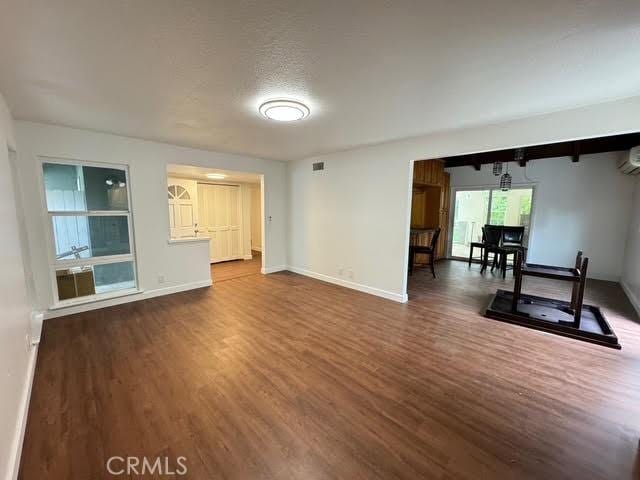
xmin=168 ymin=184 xmax=196 ymax=238
xmin=198 ymin=184 xmax=242 ymax=263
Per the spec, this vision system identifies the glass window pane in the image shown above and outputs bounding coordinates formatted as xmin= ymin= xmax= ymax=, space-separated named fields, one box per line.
xmin=52 ymin=215 xmax=131 ymax=259
xmin=94 ymin=261 xmax=135 ymax=294
xmin=52 ymin=216 xmax=91 ymax=259
xmin=56 ymin=266 xmax=95 ymax=300
xmin=489 ymin=189 xmax=531 ymax=225
xmin=451 ymin=190 xmax=490 ymax=258
xmin=43 ymin=163 xmax=128 ymax=211
xmin=43 ymin=163 xmax=86 ymax=211
xmin=489 ymin=188 xmax=533 ymax=245
xmin=83 ymin=166 xmax=128 ymax=211
xmin=55 ymin=262 xmax=135 ymax=300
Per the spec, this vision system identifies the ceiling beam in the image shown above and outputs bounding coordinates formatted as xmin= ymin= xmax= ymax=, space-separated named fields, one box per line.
xmin=443 ymin=132 xmax=640 ymax=169
xmin=572 ymin=141 xmax=580 ymax=163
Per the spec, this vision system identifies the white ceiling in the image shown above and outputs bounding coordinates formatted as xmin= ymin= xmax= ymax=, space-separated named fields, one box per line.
xmin=167 ymin=164 xmax=261 ymax=184
xmin=1 ymin=0 xmax=640 ymax=161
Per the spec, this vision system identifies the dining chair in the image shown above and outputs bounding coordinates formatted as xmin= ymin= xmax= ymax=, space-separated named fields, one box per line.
xmin=468 ymin=226 xmax=486 ymax=267
xmin=481 ymin=225 xmax=503 ymax=274
xmin=409 ymin=227 xmax=441 ymax=278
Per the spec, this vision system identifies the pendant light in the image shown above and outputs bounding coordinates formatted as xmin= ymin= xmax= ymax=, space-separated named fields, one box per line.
xmin=499 ymin=147 xmax=523 ymax=191
xmin=492 ymin=161 xmax=503 ymax=176
xmin=500 ymin=163 xmax=512 ymax=191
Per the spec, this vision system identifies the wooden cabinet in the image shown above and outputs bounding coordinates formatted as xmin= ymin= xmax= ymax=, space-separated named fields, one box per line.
xmin=410 ymin=159 xmax=451 ymax=261
xmin=413 ymin=158 xmax=446 ymax=187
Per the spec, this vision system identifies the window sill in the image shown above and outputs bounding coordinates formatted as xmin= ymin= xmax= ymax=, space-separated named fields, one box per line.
xmin=49 ymin=288 xmax=144 ymax=310
xmin=167 ymin=237 xmax=210 ymax=244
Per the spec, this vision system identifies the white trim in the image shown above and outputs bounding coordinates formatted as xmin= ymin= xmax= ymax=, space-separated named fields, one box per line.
xmin=43 ymin=279 xmax=212 ymax=319
xmin=251 ymin=246 xmax=262 ymax=252
xmin=167 ymin=236 xmax=210 ymax=244
xmin=49 ymin=287 xmax=143 ymax=310
xmin=621 ymin=280 xmax=640 ymax=318
xmin=261 ymin=265 xmax=287 ymax=274
xmin=243 ymin=254 xmax=253 ymax=260
xmin=55 ymin=253 xmax=135 ymax=269
xmin=8 ymin=345 xmax=38 ymax=480
xmin=286 ymin=266 xmax=408 ymax=303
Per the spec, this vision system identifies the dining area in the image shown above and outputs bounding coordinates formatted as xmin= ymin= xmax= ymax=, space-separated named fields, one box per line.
xmin=468 ymin=225 xmax=527 ymax=278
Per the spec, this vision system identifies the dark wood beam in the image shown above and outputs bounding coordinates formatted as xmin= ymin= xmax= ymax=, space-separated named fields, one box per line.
xmin=443 ymin=132 xmax=640 ymax=169
xmin=472 ymin=154 xmax=480 ymax=171
xmin=518 ymin=148 xmax=527 ymax=167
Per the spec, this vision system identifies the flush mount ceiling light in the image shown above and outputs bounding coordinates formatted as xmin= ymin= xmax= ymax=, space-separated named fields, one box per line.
xmin=259 ymin=99 xmax=310 ymax=122
xmin=206 ymin=173 xmax=226 ymax=179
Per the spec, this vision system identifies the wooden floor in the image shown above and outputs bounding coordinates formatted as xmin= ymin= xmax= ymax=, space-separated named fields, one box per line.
xmin=20 ymin=260 xmax=640 ymax=479
xmin=211 ymin=251 xmax=262 ymax=283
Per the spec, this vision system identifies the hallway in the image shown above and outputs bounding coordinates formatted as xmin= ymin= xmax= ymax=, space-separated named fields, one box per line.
xmin=211 ymin=250 xmax=262 ymax=282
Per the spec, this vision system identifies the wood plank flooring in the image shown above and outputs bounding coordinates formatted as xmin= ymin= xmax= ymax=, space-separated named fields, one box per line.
xmin=211 ymin=251 xmax=262 ymax=283
xmin=19 ymin=260 xmax=640 ymax=479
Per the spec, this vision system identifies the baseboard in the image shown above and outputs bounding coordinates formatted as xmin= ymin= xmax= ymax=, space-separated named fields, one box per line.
xmin=8 ymin=345 xmax=38 ymax=480
xmin=251 ymin=246 xmax=262 ymax=252
xmin=621 ymin=280 xmax=640 ymax=318
xmin=243 ymin=254 xmax=253 ymax=260
xmin=286 ymin=266 xmax=408 ymax=303
xmin=44 ymin=279 xmax=213 ymax=319
xmin=261 ymin=265 xmax=287 ymax=274
xmin=588 ymin=273 xmax=621 ymax=282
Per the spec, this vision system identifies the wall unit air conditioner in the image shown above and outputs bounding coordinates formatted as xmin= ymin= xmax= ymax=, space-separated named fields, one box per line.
xmin=618 ymin=146 xmax=640 ymax=175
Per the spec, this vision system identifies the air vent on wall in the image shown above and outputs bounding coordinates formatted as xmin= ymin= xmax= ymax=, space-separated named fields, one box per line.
xmin=618 ymin=146 xmax=640 ymax=175
xmin=312 ymin=162 xmax=325 ymax=171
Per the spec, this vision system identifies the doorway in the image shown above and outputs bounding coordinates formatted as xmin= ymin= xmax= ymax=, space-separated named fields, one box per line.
xmin=450 ymin=186 xmax=534 ymax=259
xmin=166 ymin=165 xmax=264 ymax=282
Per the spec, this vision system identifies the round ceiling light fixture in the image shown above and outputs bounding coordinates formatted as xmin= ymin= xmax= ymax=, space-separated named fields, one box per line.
xmin=259 ymin=99 xmax=310 ymax=122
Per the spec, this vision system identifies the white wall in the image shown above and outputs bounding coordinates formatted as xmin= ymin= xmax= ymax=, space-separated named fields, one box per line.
xmin=448 ymin=153 xmax=634 ymax=281
xmin=622 ymin=179 xmax=640 ymax=315
xmin=287 ymin=96 xmax=640 ymax=301
xmin=15 ymin=122 xmax=287 ymax=317
xmin=0 ymin=95 xmax=37 ymax=480
xmin=250 ymin=184 xmax=262 ymax=251
xmin=240 ymin=183 xmax=252 ymax=258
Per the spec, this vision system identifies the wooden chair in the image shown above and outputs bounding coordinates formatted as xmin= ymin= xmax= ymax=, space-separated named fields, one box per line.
xmin=468 ymin=227 xmax=486 ymax=267
xmin=409 ymin=227 xmax=441 ymax=278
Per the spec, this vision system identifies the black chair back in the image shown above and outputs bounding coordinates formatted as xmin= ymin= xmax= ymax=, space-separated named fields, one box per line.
xmin=502 ymin=226 xmax=525 ymax=245
xmin=484 ymin=225 xmax=502 ymax=246
xmin=430 ymin=227 xmax=441 ymax=253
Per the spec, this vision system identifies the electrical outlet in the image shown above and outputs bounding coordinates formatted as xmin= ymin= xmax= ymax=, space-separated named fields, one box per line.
xmin=347 ymin=269 xmax=354 ymax=279
xmin=158 ymin=274 xmax=166 ymax=284
xmin=338 ymin=267 xmax=344 ymax=276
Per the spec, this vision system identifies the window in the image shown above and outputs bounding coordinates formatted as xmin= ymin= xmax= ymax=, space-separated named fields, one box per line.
xmin=451 ymin=187 xmax=534 ymax=259
xmin=168 ymin=185 xmax=190 ymax=200
xmin=42 ymin=159 xmax=137 ymax=303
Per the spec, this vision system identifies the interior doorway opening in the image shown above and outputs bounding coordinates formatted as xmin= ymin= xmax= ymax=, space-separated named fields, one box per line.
xmin=166 ymin=165 xmax=264 ymax=283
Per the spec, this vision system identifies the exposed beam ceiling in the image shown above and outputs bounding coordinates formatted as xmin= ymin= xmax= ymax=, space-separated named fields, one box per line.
xmin=443 ymin=132 xmax=640 ymax=168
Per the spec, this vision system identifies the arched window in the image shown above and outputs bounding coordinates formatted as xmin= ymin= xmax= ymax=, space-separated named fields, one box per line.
xmin=168 ymin=185 xmax=190 ymax=200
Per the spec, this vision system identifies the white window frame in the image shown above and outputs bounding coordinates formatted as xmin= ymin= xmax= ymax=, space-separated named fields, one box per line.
xmin=39 ymin=156 xmax=140 ymax=308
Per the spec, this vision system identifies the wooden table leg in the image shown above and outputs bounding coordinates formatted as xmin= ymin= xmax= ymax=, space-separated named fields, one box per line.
xmin=573 ymin=257 xmax=588 ymax=328
xmin=511 ymin=251 xmax=523 ymax=312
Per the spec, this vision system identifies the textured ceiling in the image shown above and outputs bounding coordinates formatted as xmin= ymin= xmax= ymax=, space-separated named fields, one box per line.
xmin=1 ymin=0 xmax=640 ymax=161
